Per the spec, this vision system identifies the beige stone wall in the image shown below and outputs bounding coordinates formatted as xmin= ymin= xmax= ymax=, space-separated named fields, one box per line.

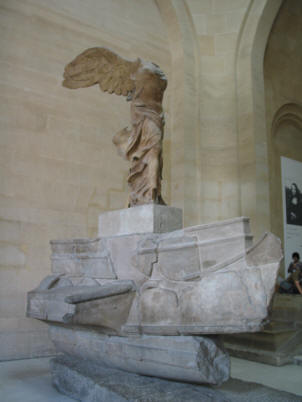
xmin=0 ymin=0 xmax=171 ymax=360
xmin=234 ymin=0 xmax=283 ymax=239
xmin=156 ymin=0 xmax=201 ymax=226
xmin=264 ymin=0 xmax=302 ymax=252
xmin=186 ymin=0 xmax=283 ymax=239
xmin=186 ymin=0 xmax=247 ymax=224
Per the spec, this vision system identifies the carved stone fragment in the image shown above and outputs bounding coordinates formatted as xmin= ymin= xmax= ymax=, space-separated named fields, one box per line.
xmin=27 ymin=209 xmax=282 ymax=389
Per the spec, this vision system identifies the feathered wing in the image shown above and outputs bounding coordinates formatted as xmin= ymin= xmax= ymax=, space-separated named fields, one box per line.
xmin=62 ymin=47 xmax=140 ymax=96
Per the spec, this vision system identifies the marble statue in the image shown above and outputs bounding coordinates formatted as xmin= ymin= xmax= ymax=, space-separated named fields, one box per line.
xmin=63 ymin=47 xmax=167 ymax=206
xmin=28 ymin=210 xmax=282 ymax=337
xmin=25 ymin=48 xmax=283 ymax=399
xmin=27 ymin=205 xmax=282 ymax=391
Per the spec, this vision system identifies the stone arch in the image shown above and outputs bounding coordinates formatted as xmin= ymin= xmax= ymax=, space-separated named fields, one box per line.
xmin=156 ymin=0 xmax=201 ymax=226
xmin=235 ymin=0 xmax=283 ymax=238
xmin=264 ymin=0 xmax=302 ymax=244
xmin=269 ymin=103 xmax=302 ymax=241
xmin=272 ymin=103 xmax=302 ymax=135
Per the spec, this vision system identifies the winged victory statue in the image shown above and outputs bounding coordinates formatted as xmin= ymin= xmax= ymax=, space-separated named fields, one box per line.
xmin=63 ymin=47 xmax=167 ymax=207
xmin=26 ymin=49 xmax=283 ymax=395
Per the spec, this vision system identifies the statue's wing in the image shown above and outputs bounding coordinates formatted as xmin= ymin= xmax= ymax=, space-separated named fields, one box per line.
xmin=63 ymin=47 xmax=139 ymax=96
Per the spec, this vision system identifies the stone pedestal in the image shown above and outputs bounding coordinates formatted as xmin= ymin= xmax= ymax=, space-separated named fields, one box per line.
xmin=98 ymin=204 xmax=183 ymax=237
xmin=27 ymin=211 xmax=283 ymax=399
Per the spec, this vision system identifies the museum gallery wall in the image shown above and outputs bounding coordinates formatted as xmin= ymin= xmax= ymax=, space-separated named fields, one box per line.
xmin=1 ymin=0 xmax=302 ymax=360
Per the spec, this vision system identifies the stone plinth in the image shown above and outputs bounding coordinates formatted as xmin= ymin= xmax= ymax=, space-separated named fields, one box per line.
xmin=98 ymin=205 xmax=183 ymax=237
xmin=26 ymin=214 xmax=283 ymax=398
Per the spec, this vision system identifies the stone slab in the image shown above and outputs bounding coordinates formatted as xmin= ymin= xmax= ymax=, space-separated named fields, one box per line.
xmin=98 ymin=205 xmax=183 ymax=237
xmin=293 ymin=355 xmax=302 ymax=366
xmin=271 ymin=294 xmax=302 ymax=326
xmin=51 ymin=355 xmax=302 ymax=402
xmin=222 ymin=341 xmax=292 ymax=366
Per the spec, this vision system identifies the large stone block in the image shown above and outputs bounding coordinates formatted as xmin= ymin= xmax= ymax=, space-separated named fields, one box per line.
xmin=27 ymin=213 xmax=282 ymax=398
xmin=98 ymin=205 xmax=183 ymax=237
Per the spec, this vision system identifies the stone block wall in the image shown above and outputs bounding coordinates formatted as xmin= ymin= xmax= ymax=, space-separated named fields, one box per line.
xmin=0 ymin=0 xmax=171 ymax=360
xmin=186 ymin=0 xmax=250 ymax=224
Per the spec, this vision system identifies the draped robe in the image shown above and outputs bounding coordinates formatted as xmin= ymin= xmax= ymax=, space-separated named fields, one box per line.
xmin=113 ymin=67 xmax=166 ymax=206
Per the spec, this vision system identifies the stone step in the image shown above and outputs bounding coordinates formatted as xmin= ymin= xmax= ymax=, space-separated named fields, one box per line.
xmin=270 ymin=294 xmax=302 ymax=327
xmin=224 ymin=342 xmax=291 ymax=366
xmin=293 ymin=355 xmax=302 ymax=366
xmin=223 ymin=330 xmax=296 ymax=352
xmin=262 ymin=321 xmax=296 ymax=334
xmin=224 ymin=328 xmax=302 ymax=366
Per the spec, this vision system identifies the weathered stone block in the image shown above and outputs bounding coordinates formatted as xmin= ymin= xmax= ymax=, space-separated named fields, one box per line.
xmin=98 ymin=205 xmax=183 ymax=236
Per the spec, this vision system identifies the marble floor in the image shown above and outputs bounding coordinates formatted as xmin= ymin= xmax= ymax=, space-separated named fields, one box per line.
xmin=0 ymin=356 xmax=301 ymax=401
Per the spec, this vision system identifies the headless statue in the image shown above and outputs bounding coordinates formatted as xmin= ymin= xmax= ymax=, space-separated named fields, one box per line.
xmin=63 ymin=48 xmax=167 ymax=207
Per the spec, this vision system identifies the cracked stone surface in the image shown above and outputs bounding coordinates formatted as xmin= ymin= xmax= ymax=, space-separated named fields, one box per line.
xmin=51 ymin=355 xmax=302 ymax=402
